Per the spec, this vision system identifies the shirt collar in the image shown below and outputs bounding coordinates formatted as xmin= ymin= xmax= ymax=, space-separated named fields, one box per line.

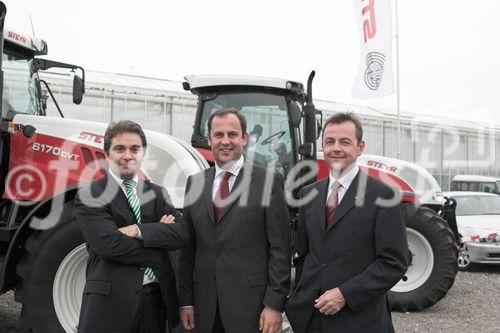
xmin=108 ymin=169 xmax=139 ymax=187
xmin=329 ymin=164 xmax=359 ymax=191
xmin=215 ymin=155 xmax=245 ymax=178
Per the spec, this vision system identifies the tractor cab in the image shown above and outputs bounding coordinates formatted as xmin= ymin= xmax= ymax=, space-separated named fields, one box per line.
xmin=2 ymin=27 xmax=48 ymax=116
xmin=0 ymin=28 xmax=86 ymax=203
xmin=1 ymin=27 xmax=85 ymax=121
xmin=184 ymin=74 xmax=311 ymax=182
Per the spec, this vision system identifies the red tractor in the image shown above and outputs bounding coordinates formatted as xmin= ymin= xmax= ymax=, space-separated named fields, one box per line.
xmin=183 ymin=71 xmax=459 ymax=312
xmin=0 ymin=4 xmax=207 ymax=332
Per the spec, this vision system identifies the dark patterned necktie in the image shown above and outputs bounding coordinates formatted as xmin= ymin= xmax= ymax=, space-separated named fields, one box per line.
xmin=123 ymin=179 xmax=155 ymax=279
xmin=214 ymin=172 xmax=231 ymax=220
xmin=326 ymin=181 xmax=342 ymax=226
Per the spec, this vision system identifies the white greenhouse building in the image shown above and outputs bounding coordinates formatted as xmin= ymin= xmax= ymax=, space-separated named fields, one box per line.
xmin=39 ymin=70 xmax=500 ymax=191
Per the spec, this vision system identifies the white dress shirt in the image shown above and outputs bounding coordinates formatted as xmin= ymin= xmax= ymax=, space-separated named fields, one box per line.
xmin=212 ymin=155 xmax=244 ymax=200
xmin=327 ymin=164 xmax=360 ymax=205
xmin=109 ymin=169 xmax=139 ymax=196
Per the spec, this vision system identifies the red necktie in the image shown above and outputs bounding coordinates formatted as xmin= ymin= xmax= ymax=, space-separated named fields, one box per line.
xmin=214 ymin=171 xmax=231 ymax=220
xmin=326 ymin=181 xmax=341 ymax=226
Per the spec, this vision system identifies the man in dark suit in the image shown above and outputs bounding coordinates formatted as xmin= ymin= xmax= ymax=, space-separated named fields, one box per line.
xmin=178 ymin=108 xmax=290 ymax=333
xmin=75 ymin=120 xmax=189 ymax=333
xmin=286 ymin=112 xmax=408 ymax=333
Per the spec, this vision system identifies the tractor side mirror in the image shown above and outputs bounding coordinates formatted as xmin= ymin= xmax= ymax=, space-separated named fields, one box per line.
xmin=289 ymin=101 xmax=302 ymax=128
xmin=316 ymin=119 xmax=322 ymax=140
xmin=73 ymin=75 xmax=84 ymax=105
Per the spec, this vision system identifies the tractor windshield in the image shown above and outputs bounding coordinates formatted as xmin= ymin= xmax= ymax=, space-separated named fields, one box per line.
xmin=2 ymin=52 xmax=41 ymax=116
xmin=199 ymin=92 xmax=294 ymax=178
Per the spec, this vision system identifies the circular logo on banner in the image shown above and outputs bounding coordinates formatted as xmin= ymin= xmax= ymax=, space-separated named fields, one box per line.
xmin=364 ymin=52 xmax=386 ymax=90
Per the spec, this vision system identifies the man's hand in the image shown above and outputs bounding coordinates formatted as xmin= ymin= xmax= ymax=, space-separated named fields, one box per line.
xmin=160 ymin=214 xmax=175 ymax=224
xmin=259 ymin=306 xmax=282 ymax=333
xmin=314 ymin=287 xmax=346 ymax=315
xmin=118 ymin=225 xmax=138 ymax=237
xmin=180 ymin=307 xmax=195 ymax=330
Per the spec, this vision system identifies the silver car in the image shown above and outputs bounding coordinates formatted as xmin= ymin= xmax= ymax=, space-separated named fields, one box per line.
xmin=444 ymin=191 xmax=500 ymax=271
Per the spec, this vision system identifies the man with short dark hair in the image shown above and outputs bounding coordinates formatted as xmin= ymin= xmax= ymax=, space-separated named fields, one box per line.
xmin=286 ymin=112 xmax=408 ymax=333
xmin=178 ymin=108 xmax=291 ymax=333
xmin=75 ymin=120 xmax=188 ymax=333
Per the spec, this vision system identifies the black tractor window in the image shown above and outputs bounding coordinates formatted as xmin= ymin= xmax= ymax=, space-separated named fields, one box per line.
xmin=2 ymin=52 xmax=41 ymax=115
xmin=199 ymin=92 xmax=293 ymax=178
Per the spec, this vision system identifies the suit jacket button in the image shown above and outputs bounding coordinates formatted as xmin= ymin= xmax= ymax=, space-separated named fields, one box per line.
xmin=140 ymin=267 xmax=145 ymax=271
xmin=322 ymin=263 xmax=327 ymax=268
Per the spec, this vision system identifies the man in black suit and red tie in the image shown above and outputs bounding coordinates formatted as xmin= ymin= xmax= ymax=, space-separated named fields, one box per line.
xmin=286 ymin=112 xmax=408 ymax=333
xmin=178 ymin=108 xmax=290 ymax=333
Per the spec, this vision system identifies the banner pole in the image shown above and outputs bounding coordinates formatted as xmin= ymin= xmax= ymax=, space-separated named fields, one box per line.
xmin=394 ymin=0 xmax=402 ymax=158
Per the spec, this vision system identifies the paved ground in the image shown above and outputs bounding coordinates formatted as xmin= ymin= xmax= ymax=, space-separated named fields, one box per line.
xmin=1 ymin=265 xmax=499 ymax=333
xmin=391 ymin=264 xmax=500 ymax=333
xmin=0 ymin=290 xmax=21 ymax=333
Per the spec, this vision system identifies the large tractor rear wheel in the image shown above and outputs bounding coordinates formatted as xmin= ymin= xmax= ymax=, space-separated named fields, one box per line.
xmin=15 ymin=218 xmax=86 ymax=333
xmin=388 ymin=203 xmax=458 ymax=311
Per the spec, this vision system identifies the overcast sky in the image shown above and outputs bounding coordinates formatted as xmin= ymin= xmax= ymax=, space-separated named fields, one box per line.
xmin=3 ymin=0 xmax=499 ymax=125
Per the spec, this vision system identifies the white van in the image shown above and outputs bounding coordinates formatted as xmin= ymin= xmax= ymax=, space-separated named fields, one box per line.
xmin=450 ymin=175 xmax=500 ymax=194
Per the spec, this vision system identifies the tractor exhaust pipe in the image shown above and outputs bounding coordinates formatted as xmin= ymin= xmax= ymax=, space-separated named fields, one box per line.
xmin=303 ymin=70 xmax=318 ymax=161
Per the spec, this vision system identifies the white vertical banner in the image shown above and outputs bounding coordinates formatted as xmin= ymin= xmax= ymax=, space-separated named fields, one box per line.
xmin=351 ymin=0 xmax=393 ymax=99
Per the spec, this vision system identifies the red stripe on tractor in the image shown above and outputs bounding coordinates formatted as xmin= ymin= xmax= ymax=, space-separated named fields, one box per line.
xmin=317 ymin=159 xmax=417 ymax=204
xmin=4 ymin=131 xmax=106 ymax=201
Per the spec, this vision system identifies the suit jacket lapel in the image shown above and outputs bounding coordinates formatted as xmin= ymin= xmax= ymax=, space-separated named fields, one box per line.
xmin=217 ymin=162 xmax=253 ymax=222
xmin=137 ymin=179 xmax=154 ymax=224
xmin=203 ymin=167 xmax=216 ymax=224
xmin=315 ymin=178 xmax=329 ymax=232
xmin=326 ymin=171 xmax=368 ymax=231
xmin=102 ymin=173 xmax=136 ymax=227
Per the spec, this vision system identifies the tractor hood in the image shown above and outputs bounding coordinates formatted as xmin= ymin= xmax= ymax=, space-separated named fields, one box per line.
xmin=358 ymin=154 xmax=444 ymax=205
xmin=316 ymin=152 xmax=444 ymax=206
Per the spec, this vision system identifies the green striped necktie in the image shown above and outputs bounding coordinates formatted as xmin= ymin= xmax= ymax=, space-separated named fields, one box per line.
xmin=123 ymin=179 xmax=155 ymax=280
